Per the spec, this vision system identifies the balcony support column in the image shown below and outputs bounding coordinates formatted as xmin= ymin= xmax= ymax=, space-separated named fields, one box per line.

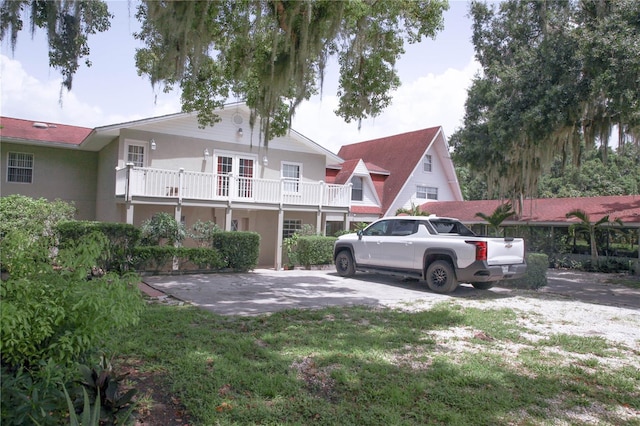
xmin=125 ymin=202 xmax=134 ymax=225
xmin=275 ymin=208 xmax=284 ymax=270
xmin=225 ymin=207 xmax=232 ymax=231
xmin=316 ymin=210 xmax=322 ymax=236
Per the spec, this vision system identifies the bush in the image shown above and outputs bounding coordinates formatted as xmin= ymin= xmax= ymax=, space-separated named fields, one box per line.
xmin=57 ymin=221 xmax=140 ymax=273
xmin=0 ymin=232 xmax=144 ymax=369
xmin=211 ymin=232 xmax=260 ymax=271
xmin=132 ymin=246 xmax=226 ymax=272
xmin=0 ymin=195 xmax=76 ymax=240
xmin=189 ymin=220 xmax=221 ymax=247
xmin=296 ymin=236 xmax=337 ymax=268
xmin=140 ymin=212 xmax=186 ymax=246
xmin=503 ymin=253 xmax=549 ymax=290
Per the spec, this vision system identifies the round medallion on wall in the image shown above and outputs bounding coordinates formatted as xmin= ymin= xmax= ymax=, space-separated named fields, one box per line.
xmin=232 ymin=114 xmax=243 ymax=125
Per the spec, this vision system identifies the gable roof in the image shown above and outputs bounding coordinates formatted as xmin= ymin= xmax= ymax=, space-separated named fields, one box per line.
xmin=423 ymin=196 xmax=640 ymax=226
xmin=338 ymin=127 xmax=441 ymax=215
xmin=0 ymin=117 xmax=92 ymax=147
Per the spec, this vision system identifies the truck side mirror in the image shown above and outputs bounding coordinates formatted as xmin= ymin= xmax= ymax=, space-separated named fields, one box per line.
xmin=357 ymin=230 xmax=363 ymax=240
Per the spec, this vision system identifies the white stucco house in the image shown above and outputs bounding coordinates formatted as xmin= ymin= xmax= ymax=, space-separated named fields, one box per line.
xmin=1 ymin=104 xmax=463 ymax=268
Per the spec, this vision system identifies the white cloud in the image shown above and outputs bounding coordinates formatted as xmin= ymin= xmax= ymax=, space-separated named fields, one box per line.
xmin=293 ymin=56 xmax=480 ymax=154
xmin=0 ymin=54 xmax=181 ymax=128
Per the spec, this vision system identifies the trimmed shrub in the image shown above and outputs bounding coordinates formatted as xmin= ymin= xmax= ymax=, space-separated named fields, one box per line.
xmin=57 ymin=221 xmax=140 ymax=273
xmin=296 ymin=236 xmax=337 ymax=268
xmin=211 ymin=232 xmax=260 ymax=272
xmin=503 ymin=253 xmax=549 ymax=290
xmin=132 ymin=246 xmax=225 ymax=272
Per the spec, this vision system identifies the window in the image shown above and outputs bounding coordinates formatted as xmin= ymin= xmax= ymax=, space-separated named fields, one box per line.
xmin=215 ymin=153 xmax=256 ymax=198
xmin=283 ymin=219 xmax=302 ymax=238
xmin=363 ymin=220 xmax=389 ymax=237
xmin=126 ymin=144 xmax=146 ymax=167
xmin=417 ymin=185 xmax=438 ymax=200
xmin=423 ymin=154 xmax=432 ymax=172
xmin=7 ymin=152 xmax=33 ymax=183
xmin=351 ymin=176 xmax=363 ymax=201
xmin=282 ymin=163 xmax=301 ymax=193
xmin=390 ymin=220 xmax=417 ymax=236
xmin=217 ymin=156 xmax=233 ymax=197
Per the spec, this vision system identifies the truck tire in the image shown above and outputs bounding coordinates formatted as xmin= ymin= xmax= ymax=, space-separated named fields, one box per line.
xmin=471 ymin=282 xmax=494 ymax=290
xmin=425 ymin=260 xmax=458 ymax=293
xmin=335 ymin=250 xmax=356 ymax=277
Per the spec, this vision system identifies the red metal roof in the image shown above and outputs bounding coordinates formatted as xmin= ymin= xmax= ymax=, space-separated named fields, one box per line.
xmin=423 ymin=195 xmax=640 ymax=225
xmin=338 ymin=127 xmax=440 ymax=215
xmin=351 ymin=205 xmax=383 ymax=215
xmin=0 ymin=116 xmax=92 ymax=146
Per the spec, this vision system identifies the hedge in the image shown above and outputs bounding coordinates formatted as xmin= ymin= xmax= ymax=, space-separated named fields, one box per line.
xmin=502 ymin=253 xmax=549 ymax=290
xmin=132 ymin=246 xmax=226 ymax=272
xmin=57 ymin=221 xmax=140 ymax=273
xmin=296 ymin=236 xmax=336 ymax=268
xmin=211 ymin=232 xmax=260 ymax=272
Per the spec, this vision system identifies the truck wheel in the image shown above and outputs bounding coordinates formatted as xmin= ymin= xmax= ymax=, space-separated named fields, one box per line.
xmin=426 ymin=260 xmax=458 ymax=293
xmin=335 ymin=251 xmax=355 ymax=277
xmin=471 ymin=282 xmax=494 ymax=290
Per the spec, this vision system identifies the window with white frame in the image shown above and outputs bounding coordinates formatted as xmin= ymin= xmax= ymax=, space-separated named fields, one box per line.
xmin=7 ymin=152 xmax=34 ymax=183
xmin=416 ymin=185 xmax=438 ymax=200
xmin=283 ymin=219 xmax=302 ymax=238
xmin=282 ymin=162 xmax=301 ymax=193
xmin=351 ymin=176 xmax=363 ymax=201
xmin=126 ymin=143 xmax=146 ymax=167
xmin=423 ymin=154 xmax=433 ymax=172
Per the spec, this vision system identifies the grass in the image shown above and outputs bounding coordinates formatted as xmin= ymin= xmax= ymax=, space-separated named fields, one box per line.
xmin=109 ymin=302 xmax=640 ymax=425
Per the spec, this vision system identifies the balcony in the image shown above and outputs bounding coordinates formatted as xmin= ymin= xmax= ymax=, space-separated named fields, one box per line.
xmin=115 ymin=165 xmax=351 ymax=209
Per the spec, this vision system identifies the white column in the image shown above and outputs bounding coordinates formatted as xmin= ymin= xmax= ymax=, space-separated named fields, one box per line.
xmin=316 ymin=210 xmax=322 ymax=235
xmin=125 ymin=203 xmax=134 ymax=225
xmin=225 ymin=207 xmax=232 ymax=231
xmin=275 ymin=208 xmax=284 ymax=270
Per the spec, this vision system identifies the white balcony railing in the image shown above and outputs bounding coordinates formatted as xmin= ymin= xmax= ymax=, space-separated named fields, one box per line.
xmin=115 ymin=165 xmax=351 ymax=208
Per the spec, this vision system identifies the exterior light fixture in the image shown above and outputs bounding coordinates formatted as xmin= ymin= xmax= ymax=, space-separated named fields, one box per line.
xmin=204 ymin=148 xmax=210 ymax=160
xmin=263 ymin=155 xmax=268 ymax=166
xmin=150 ymin=139 xmax=156 ymax=150
xmin=237 ymin=128 xmax=243 ymax=137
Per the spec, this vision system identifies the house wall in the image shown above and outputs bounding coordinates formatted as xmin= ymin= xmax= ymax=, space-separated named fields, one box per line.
xmin=389 ymin=138 xmax=460 ymax=215
xmin=0 ymin=142 xmax=98 ymax=220
xmin=116 ymin=128 xmax=328 ymax=183
xmin=95 ymin=138 xmax=120 ymax=222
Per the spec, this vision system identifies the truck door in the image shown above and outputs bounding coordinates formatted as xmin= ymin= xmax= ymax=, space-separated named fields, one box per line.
xmin=381 ymin=219 xmax=418 ymax=270
xmin=355 ymin=220 xmax=391 ymax=266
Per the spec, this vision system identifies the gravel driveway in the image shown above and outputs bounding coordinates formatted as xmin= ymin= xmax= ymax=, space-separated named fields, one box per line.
xmin=143 ymin=268 xmax=640 ymax=348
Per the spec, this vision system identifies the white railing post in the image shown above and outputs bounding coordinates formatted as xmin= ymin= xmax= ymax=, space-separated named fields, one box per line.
xmin=125 ymin=162 xmax=134 ymax=201
xmin=319 ymin=181 xmax=324 ymax=209
xmin=178 ymin=168 xmax=185 ymax=204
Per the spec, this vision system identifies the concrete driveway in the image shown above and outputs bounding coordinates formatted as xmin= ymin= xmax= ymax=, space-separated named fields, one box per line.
xmin=142 ymin=268 xmax=640 ymax=316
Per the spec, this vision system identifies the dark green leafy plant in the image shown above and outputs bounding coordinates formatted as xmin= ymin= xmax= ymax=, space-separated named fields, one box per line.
xmin=74 ymin=356 xmax=136 ymax=425
xmin=296 ymin=236 xmax=337 ymax=268
xmin=211 ymin=232 xmax=260 ymax=271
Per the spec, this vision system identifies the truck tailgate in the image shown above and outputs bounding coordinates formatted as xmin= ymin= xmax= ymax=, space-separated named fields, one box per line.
xmin=486 ymin=238 xmax=525 ymax=265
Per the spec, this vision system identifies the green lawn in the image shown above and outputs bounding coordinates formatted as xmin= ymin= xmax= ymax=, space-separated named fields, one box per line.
xmin=109 ymin=302 xmax=640 ymax=425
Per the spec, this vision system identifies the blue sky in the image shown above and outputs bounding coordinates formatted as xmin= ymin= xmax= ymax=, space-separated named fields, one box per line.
xmin=1 ymin=0 xmax=479 ymax=154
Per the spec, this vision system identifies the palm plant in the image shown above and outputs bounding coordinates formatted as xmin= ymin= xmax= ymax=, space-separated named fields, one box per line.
xmin=475 ymin=203 xmax=515 ymax=237
xmin=565 ymin=209 xmax=624 ymax=265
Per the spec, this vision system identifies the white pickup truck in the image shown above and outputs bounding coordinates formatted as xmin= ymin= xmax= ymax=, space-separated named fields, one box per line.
xmin=333 ymin=216 xmax=527 ymax=293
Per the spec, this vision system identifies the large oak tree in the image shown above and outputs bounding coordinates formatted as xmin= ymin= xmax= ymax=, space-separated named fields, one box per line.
xmin=450 ymin=0 xmax=640 ymax=207
xmin=1 ymin=0 xmax=448 ymax=145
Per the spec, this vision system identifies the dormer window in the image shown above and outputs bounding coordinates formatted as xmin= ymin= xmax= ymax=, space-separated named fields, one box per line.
xmin=351 ymin=176 xmax=363 ymax=201
xmin=423 ymin=154 xmax=432 ymax=172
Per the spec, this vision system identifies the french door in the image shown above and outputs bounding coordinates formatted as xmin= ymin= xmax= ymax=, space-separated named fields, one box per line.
xmin=216 ymin=154 xmax=255 ymax=198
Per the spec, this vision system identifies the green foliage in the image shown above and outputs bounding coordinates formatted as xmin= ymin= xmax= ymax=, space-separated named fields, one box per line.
xmin=0 ymin=234 xmax=144 ymax=369
xmin=132 ymin=246 xmax=225 ymax=272
xmin=452 ymin=0 xmax=640 ymax=199
xmin=211 ymin=232 xmax=260 ymax=272
xmin=140 ymin=212 xmax=186 ymax=246
xmin=296 ymin=236 xmax=337 ymax=268
xmin=1 ymin=361 xmax=68 ymax=426
xmin=505 ymin=253 xmax=549 ymax=290
xmin=64 ymin=384 xmax=101 ymax=426
xmin=0 ymin=0 xmax=113 ymax=91
xmin=0 ymin=194 xmax=76 ymax=239
xmin=188 ymin=220 xmax=221 ymax=247
xmin=74 ymin=355 xmax=136 ymax=425
xmin=57 ymin=221 xmax=141 ymax=273
xmin=475 ymin=202 xmax=515 ymax=237
xmin=395 ymin=202 xmax=429 ymax=216
xmin=283 ymin=225 xmax=319 ymax=267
